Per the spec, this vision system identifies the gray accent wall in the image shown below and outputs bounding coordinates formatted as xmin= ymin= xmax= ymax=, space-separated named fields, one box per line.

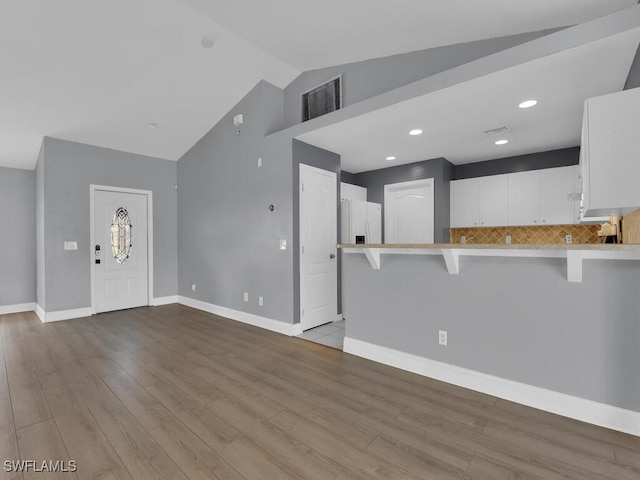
xmin=343 ymin=254 xmax=640 ymax=413
xmin=454 ymin=147 xmax=580 ymax=180
xmin=178 ymin=81 xmax=296 ymax=324
xmin=353 ymin=158 xmax=455 ymax=243
xmin=0 ymin=166 xmax=36 ymax=307
xmin=281 ymin=29 xmax=560 ymax=129
xmin=292 ymin=140 xmax=341 ymax=321
xmin=40 ymin=138 xmax=178 ymax=312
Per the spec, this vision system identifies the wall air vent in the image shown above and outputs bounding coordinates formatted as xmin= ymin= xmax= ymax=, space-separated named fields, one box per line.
xmin=484 ymin=126 xmax=512 ymax=136
xmin=301 ymin=75 xmax=342 ymax=122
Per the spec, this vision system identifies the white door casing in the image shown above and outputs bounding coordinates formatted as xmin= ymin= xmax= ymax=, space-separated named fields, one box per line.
xmin=91 ymin=186 xmax=153 ymax=314
xmin=299 ymin=164 xmax=337 ymax=331
xmin=384 ymin=178 xmax=434 ymax=243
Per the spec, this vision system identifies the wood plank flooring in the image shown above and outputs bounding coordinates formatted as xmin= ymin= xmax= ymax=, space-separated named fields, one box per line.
xmin=0 ymin=305 xmax=638 ymax=480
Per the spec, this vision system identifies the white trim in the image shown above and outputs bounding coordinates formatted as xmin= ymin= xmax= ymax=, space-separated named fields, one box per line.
xmin=38 ymin=307 xmax=93 ymax=323
xmin=344 ymin=337 xmax=640 ymax=437
xmin=90 ymin=185 xmax=154 ymax=314
xmin=35 ymin=303 xmax=45 ymax=322
xmin=178 ymin=296 xmax=302 ymax=336
xmin=0 ymin=303 xmax=36 ymax=315
xmin=153 ymin=296 xmax=179 ymax=306
xmin=335 ymin=314 xmax=343 ymax=322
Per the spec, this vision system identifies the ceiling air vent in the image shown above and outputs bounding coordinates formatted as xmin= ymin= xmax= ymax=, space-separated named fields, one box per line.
xmin=484 ymin=126 xmax=512 ymax=136
xmin=301 ymin=75 xmax=342 ymax=122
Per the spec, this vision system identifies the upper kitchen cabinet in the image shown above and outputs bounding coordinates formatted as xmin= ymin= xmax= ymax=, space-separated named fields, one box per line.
xmin=508 ymin=166 xmax=578 ymax=226
xmin=451 ymin=175 xmax=508 ymax=227
xmin=340 ymin=182 xmax=367 ymax=202
xmin=580 ymin=87 xmax=640 ymax=217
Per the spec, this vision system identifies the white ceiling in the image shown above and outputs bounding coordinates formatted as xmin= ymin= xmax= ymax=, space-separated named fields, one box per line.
xmin=0 ymin=0 xmax=638 ymax=170
xmin=297 ymin=28 xmax=640 ymax=173
xmin=177 ymin=0 xmax=637 ymax=70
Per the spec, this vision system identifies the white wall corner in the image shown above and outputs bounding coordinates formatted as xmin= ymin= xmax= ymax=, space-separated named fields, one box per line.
xmin=35 ymin=304 xmax=46 ymax=323
xmin=0 ymin=303 xmax=36 ymax=316
xmin=343 ymin=337 xmax=640 ymax=438
xmin=153 ymin=296 xmax=179 ymax=306
xmin=178 ymin=296 xmax=299 ymax=336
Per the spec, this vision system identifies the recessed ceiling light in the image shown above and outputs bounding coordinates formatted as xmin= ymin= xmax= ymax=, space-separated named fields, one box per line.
xmin=201 ymin=35 xmax=215 ymax=48
xmin=385 ymin=156 xmax=396 ymax=161
xmin=409 ymin=129 xmax=423 ymax=136
xmin=519 ymin=100 xmax=537 ymax=109
xmin=495 ymin=139 xmax=509 ymax=145
xmin=146 ymin=123 xmax=158 ymax=129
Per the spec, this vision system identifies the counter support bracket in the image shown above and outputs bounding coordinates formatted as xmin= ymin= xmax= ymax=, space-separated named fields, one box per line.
xmin=363 ymin=248 xmax=381 ymax=270
xmin=567 ymin=250 xmax=583 ymax=283
xmin=442 ymin=249 xmax=460 ymax=274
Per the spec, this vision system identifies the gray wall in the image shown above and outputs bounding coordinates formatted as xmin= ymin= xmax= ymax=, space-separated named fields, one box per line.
xmin=40 ymin=138 xmax=178 ymax=312
xmin=343 ymin=254 xmax=640 ymax=413
xmin=0 ymin=167 xmax=36 ymax=307
xmin=281 ymin=29 xmax=559 ymax=130
xmin=353 ymin=158 xmax=455 ymax=243
xmin=624 ymin=44 xmax=640 ymax=89
xmin=178 ymin=81 xmax=296 ymax=324
xmin=36 ymin=144 xmax=45 ymax=308
xmin=453 ymin=147 xmax=580 ymax=180
xmin=292 ymin=140 xmax=341 ymax=321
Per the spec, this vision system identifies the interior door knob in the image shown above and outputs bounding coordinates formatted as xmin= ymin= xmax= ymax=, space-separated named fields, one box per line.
xmin=329 ymin=253 xmax=336 ymax=259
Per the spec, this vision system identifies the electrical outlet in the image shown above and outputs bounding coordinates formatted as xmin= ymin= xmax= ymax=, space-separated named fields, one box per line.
xmin=565 ymin=234 xmax=573 ymax=244
xmin=439 ymin=330 xmax=448 ymax=346
xmin=243 ymin=292 xmax=249 ymax=302
xmin=505 ymin=235 xmax=512 ymax=244
xmin=191 ymin=283 xmax=196 ymax=292
xmin=460 ymin=236 xmax=466 ymax=244
xmin=258 ymin=296 xmax=263 ymax=306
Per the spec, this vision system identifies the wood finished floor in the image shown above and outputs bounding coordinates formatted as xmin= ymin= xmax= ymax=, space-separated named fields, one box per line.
xmin=0 ymin=305 xmax=638 ymax=480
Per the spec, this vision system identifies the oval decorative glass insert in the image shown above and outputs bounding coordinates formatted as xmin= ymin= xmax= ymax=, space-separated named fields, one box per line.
xmin=111 ymin=207 xmax=132 ymax=264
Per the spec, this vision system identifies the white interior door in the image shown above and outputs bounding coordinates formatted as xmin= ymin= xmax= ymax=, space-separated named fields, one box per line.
xmin=93 ymin=189 xmax=149 ymax=313
xmin=384 ymin=178 xmax=434 ymax=243
xmin=300 ymin=164 xmax=337 ymax=331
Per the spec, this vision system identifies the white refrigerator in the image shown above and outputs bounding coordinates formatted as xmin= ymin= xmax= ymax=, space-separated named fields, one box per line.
xmin=341 ymin=200 xmax=382 ymax=244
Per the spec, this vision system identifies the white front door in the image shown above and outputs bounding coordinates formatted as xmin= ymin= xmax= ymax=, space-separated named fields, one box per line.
xmin=93 ymin=189 xmax=149 ymax=313
xmin=384 ymin=178 xmax=434 ymax=243
xmin=300 ymin=164 xmax=337 ymax=331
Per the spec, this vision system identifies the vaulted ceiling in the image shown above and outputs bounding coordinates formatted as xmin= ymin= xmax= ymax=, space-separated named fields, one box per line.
xmin=0 ymin=0 xmax=637 ymax=170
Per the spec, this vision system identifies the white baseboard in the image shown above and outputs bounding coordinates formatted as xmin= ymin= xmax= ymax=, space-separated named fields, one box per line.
xmin=343 ymin=337 xmax=640 ymax=438
xmin=178 ymin=296 xmax=301 ymax=336
xmin=39 ymin=307 xmax=93 ymax=323
xmin=153 ymin=296 xmax=179 ymax=306
xmin=35 ymin=304 xmax=45 ymax=322
xmin=0 ymin=303 xmax=36 ymax=315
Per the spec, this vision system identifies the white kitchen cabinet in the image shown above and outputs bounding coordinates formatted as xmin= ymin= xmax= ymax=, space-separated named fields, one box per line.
xmin=450 ymin=175 xmax=507 ymax=227
xmin=507 ymin=166 xmax=578 ymax=226
xmin=508 ymin=170 xmax=540 ymax=226
xmin=478 ymin=175 xmax=508 ymax=227
xmin=580 ymin=87 xmax=640 ymax=217
xmin=340 ymin=182 xmax=367 ymax=202
xmin=451 ymin=178 xmax=479 ymax=227
xmin=539 ymin=166 xmax=579 ymax=225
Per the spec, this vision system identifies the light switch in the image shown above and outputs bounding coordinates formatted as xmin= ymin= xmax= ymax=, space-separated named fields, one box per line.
xmin=64 ymin=241 xmax=78 ymax=251
xmin=279 ymin=239 xmax=287 ymax=250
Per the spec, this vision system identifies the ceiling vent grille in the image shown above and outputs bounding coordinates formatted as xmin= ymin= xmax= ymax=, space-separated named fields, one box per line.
xmin=484 ymin=126 xmax=512 ymax=136
xmin=301 ymin=75 xmax=342 ymax=122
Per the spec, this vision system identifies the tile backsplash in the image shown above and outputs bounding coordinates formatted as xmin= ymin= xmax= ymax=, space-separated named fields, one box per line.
xmin=450 ymin=224 xmax=604 ymax=244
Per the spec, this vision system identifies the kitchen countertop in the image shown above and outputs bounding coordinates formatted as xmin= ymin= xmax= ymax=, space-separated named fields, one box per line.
xmin=338 ymin=243 xmax=640 ymax=282
xmin=338 ymin=243 xmax=640 ymax=251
